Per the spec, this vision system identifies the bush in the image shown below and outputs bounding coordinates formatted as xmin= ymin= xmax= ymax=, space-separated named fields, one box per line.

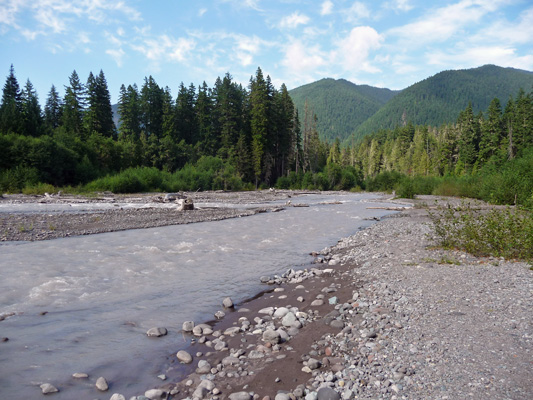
xmin=365 ymin=171 xmax=405 ymax=192
xmin=0 ymin=166 xmax=40 ymax=193
xmin=428 ymin=201 xmax=533 ymax=261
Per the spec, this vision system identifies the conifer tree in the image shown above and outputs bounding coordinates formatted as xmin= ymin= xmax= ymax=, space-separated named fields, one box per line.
xmin=62 ymin=70 xmax=86 ymax=137
xmin=44 ymin=85 xmax=63 ymax=131
xmin=118 ymin=84 xmax=141 ymax=140
xmin=249 ymin=67 xmax=270 ymax=186
xmin=21 ymin=79 xmax=43 ymax=137
xmin=0 ymin=64 xmax=23 ymax=134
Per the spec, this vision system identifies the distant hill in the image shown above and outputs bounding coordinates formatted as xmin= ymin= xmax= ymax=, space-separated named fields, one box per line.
xmin=289 ymin=78 xmax=399 ymax=144
xmin=350 ymin=65 xmax=533 ymax=142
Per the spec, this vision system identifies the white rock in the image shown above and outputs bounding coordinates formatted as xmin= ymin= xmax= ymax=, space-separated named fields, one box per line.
xmin=96 ymin=377 xmax=109 ymax=391
xmin=40 ymin=383 xmax=59 ymax=394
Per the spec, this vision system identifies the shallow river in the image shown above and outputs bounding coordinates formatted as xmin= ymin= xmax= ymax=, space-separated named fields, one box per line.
xmin=0 ymin=193 xmax=397 ymax=398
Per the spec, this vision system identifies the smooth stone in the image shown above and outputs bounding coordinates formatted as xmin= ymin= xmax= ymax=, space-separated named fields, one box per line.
xmin=281 ymin=312 xmax=297 ymax=327
xmin=110 ymin=394 xmax=126 ymax=400
xmin=328 ymin=296 xmax=338 ymax=305
xmin=297 ymin=296 xmax=305 ymax=302
xmin=214 ymin=310 xmax=226 ymax=319
xmin=177 ymin=350 xmax=193 ymax=364
xmin=193 ymin=379 xmax=215 ymax=399
xmin=224 ymin=327 xmax=241 ymax=336
xmin=317 ymin=387 xmax=341 ymax=400
xmin=145 ymin=388 xmax=167 ymax=400
xmin=262 ymin=329 xmax=281 ymax=344
xmin=40 ymin=383 xmax=59 ymax=394
xmin=273 ymin=307 xmax=290 ymax=319
xmin=182 ymin=321 xmax=195 ymax=332
xmin=248 ymin=350 xmax=265 ymax=359
xmin=196 ymin=360 xmax=212 ymax=374
xmin=311 ymin=299 xmax=324 ymax=306
xmin=237 ymin=308 xmax=251 ymax=313
xmin=72 ymin=372 xmax=88 ymax=379
xmin=96 ymin=377 xmax=109 ymax=391
xmin=330 ymin=320 xmax=344 ymax=329
xmin=305 ymin=392 xmax=318 ymax=400
xmin=260 ymin=276 xmax=270 ymax=283
xmin=258 ymin=307 xmax=274 ymax=314
xmin=146 ymin=327 xmax=167 ymax=337
xmin=228 ymin=392 xmax=252 ymax=400
xmin=222 ymin=297 xmax=234 ymax=308
xmin=222 ymin=356 xmax=240 ymax=366
xmin=307 ymin=358 xmax=321 ymax=370
xmin=275 ymin=394 xmax=291 ymax=400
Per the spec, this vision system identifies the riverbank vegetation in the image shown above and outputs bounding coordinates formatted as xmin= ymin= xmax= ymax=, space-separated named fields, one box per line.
xmin=1 ymin=65 xmax=532 ymax=211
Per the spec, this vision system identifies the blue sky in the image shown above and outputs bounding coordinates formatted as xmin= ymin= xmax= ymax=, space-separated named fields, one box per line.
xmin=1 ymin=0 xmax=532 ymax=104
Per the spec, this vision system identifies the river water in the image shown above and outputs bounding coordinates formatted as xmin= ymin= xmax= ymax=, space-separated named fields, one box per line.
xmin=0 ymin=193 xmax=396 ymax=398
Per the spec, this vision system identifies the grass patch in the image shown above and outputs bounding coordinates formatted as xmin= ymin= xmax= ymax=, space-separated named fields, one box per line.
xmin=427 ymin=201 xmax=533 ymax=261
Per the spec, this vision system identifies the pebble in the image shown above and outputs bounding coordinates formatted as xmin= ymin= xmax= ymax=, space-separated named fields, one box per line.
xmin=228 ymin=391 xmax=252 ymax=400
xmin=223 ymin=297 xmax=234 ymax=308
xmin=40 ymin=383 xmax=59 ymax=394
xmin=146 ymin=327 xmax=167 ymax=337
xmin=317 ymin=387 xmax=340 ymax=400
xmin=182 ymin=321 xmax=194 ymax=332
xmin=72 ymin=372 xmax=88 ymax=379
xmin=109 ymin=394 xmax=126 ymax=400
xmin=96 ymin=376 xmax=109 ymax=391
xmin=145 ymin=388 xmax=167 ymax=399
xmin=176 ymin=350 xmax=193 ymax=364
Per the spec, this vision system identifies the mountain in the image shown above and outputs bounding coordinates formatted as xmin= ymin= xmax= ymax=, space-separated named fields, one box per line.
xmin=350 ymin=65 xmax=533 ymax=142
xmin=288 ymin=78 xmax=399 ymax=144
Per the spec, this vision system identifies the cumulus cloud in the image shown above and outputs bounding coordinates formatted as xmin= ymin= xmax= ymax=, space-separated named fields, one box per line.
xmin=279 ymin=12 xmax=310 ymax=29
xmin=320 ymin=1 xmax=334 ymax=16
xmin=132 ymin=34 xmax=196 ymax=64
xmin=388 ymin=0 xmax=413 ymax=12
xmin=281 ymin=39 xmax=327 ymax=78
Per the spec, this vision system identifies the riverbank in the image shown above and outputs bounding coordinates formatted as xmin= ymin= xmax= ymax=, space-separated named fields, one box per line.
xmin=0 ymin=190 xmax=298 ymax=241
xmin=146 ymin=196 xmax=532 ymax=400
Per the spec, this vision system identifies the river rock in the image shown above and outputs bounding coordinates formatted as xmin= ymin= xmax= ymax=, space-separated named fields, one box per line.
xmin=72 ymin=372 xmax=88 ymax=379
xmin=317 ymin=387 xmax=340 ymax=400
xmin=146 ymin=327 xmax=167 ymax=337
xmin=40 ymin=383 xmax=59 ymax=394
xmin=307 ymin=358 xmax=322 ymax=370
xmin=177 ymin=350 xmax=193 ymax=364
xmin=196 ymin=359 xmax=212 ymax=374
xmin=273 ymin=307 xmax=290 ymax=319
xmin=145 ymin=388 xmax=167 ymax=399
xmin=311 ymin=299 xmax=324 ymax=306
xmin=281 ymin=311 xmax=297 ymax=327
xmin=214 ymin=310 xmax=225 ymax=319
xmin=224 ymin=326 xmax=241 ymax=336
xmin=182 ymin=321 xmax=195 ymax=332
xmin=96 ymin=376 xmax=109 ymax=391
xmin=193 ymin=379 xmax=215 ymax=399
xmin=229 ymin=392 xmax=252 ymax=400
xmin=110 ymin=394 xmax=126 ymax=400
xmin=222 ymin=297 xmax=234 ymax=308
xmin=262 ymin=329 xmax=281 ymax=344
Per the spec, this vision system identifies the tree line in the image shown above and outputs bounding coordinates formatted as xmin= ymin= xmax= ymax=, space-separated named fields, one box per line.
xmin=0 ymin=65 xmax=329 ymax=191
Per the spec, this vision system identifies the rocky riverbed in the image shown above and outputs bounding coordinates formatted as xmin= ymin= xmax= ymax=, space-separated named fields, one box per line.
xmin=134 ymin=197 xmax=532 ymax=400
xmin=0 ymin=190 xmax=297 ymax=241
xmin=2 ymin=193 xmax=531 ymax=400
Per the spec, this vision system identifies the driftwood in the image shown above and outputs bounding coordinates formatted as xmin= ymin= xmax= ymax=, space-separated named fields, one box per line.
xmin=177 ymin=198 xmax=194 ymax=211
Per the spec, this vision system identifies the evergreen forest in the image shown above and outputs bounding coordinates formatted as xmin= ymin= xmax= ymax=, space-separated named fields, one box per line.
xmin=1 ymin=64 xmax=532 ymax=209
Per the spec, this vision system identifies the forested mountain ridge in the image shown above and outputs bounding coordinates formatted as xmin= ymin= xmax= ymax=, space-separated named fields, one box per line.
xmin=288 ymin=78 xmax=399 ymax=144
xmin=349 ymin=65 xmax=533 ymax=142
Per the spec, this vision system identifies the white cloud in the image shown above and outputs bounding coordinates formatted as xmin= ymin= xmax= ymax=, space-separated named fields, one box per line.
xmin=343 ymin=1 xmax=371 ymax=23
xmin=387 ymin=0 xmax=508 ymax=46
xmin=1 ymin=0 xmax=142 ymax=38
xmin=132 ymin=34 xmax=196 ymax=64
xmin=427 ymin=46 xmax=533 ymax=71
xmin=198 ymin=8 xmax=207 ymax=17
xmin=106 ymin=48 xmax=125 ymax=67
xmin=388 ymin=0 xmax=413 ymax=12
xmin=471 ymin=6 xmax=533 ymax=45
xmin=281 ymin=39 xmax=327 ymax=78
xmin=335 ymin=26 xmax=383 ymax=73
xmin=320 ymin=1 xmax=333 ymax=16
xmin=279 ymin=12 xmax=310 ymax=29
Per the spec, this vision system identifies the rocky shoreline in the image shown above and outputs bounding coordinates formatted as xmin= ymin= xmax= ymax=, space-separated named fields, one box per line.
xmin=0 ymin=190 xmax=297 ymax=241
xmin=2 ymin=193 xmax=531 ymax=399
xmin=84 ymin=196 xmax=530 ymax=400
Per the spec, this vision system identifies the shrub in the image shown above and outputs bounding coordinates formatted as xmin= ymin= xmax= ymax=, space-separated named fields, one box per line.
xmin=428 ymin=201 xmax=533 ymax=261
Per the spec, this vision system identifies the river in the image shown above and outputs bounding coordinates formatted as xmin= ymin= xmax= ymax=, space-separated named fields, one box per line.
xmin=0 ymin=193 xmax=397 ymax=398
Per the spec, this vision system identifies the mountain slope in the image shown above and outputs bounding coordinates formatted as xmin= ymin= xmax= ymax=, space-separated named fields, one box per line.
xmin=289 ymin=78 xmax=399 ymax=143
xmin=351 ymin=65 xmax=533 ymax=141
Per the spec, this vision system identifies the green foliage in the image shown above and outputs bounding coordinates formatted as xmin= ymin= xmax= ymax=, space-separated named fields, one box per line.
xmin=428 ymin=202 xmax=533 ymax=261
xmin=290 ymin=78 xmax=398 ymax=144
xmin=365 ymin=171 xmax=404 ymax=192
xmin=22 ymin=182 xmax=56 ymax=195
xmin=352 ymin=65 xmax=533 ymax=141
xmin=0 ymin=165 xmax=39 ymax=192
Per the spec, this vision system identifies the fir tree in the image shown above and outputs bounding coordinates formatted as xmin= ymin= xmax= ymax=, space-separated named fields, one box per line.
xmin=0 ymin=64 xmax=23 ymax=134
xmin=44 ymin=85 xmax=63 ymax=131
